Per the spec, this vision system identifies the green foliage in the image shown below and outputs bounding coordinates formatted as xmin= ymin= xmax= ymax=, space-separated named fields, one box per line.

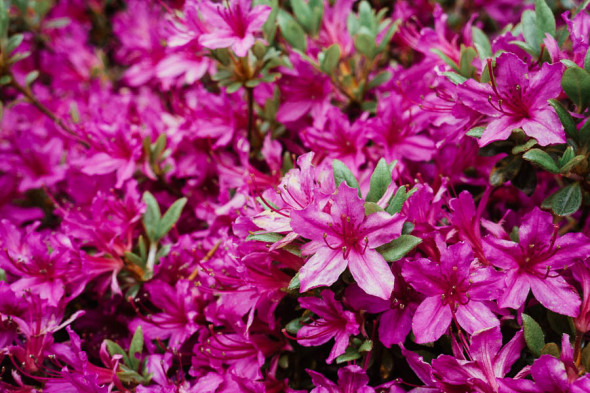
xmin=523 ymin=314 xmax=545 ymax=357
xmin=377 ymin=235 xmax=422 ymax=262
xmin=142 ymin=192 xmax=187 ymax=243
xmin=332 ymin=159 xmax=361 ymax=196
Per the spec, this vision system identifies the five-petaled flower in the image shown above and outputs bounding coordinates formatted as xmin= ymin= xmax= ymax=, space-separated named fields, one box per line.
xmin=291 ymin=183 xmax=405 ymax=300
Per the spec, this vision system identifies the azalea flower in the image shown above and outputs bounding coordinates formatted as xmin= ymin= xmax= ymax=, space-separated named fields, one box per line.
xmin=484 ymin=207 xmax=588 ymax=317
xmin=291 ymin=183 xmax=404 ymax=299
xmin=296 ymin=290 xmax=360 ymax=364
xmin=403 ymin=241 xmax=503 ymax=343
xmin=198 ymin=0 xmax=271 ymax=57
xmin=457 ymin=52 xmax=565 ymax=146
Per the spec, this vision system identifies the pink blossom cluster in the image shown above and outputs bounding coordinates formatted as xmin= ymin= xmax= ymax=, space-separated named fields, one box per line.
xmin=2 ymin=0 xmax=590 ymax=392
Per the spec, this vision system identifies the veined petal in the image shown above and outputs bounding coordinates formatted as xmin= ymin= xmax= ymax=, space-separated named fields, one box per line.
xmin=498 ymin=270 xmax=530 ymax=310
xmin=521 ymin=109 xmax=565 ymax=146
xmin=402 ymin=258 xmax=445 ymax=296
xmin=299 ymin=248 xmax=347 ymax=292
xmin=412 ymin=296 xmax=452 ymax=344
xmin=379 ymin=308 xmax=413 ymax=347
xmin=455 ymin=301 xmax=499 ymax=335
xmin=362 ymin=212 xmax=405 ymax=248
xmin=290 ymin=207 xmax=334 ymax=242
xmin=495 ymin=330 xmax=525 ymax=377
xmin=479 ymin=116 xmax=521 ymax=146
xmin=530 ymin=355 xmax=569 ymax=392
xmin=347 ymin=249 xmax=394 ymax=300
xmin=529 ymin=274 xmax=581 ymax=317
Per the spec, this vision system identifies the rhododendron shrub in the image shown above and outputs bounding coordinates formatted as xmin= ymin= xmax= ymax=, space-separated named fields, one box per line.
xmin=4 ymin=0 xmax=590 ymax=391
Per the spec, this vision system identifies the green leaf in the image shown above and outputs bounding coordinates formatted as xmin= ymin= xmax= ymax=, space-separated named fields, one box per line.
xmin=157 ymin=197 xmax=187 ymax=240
xmin=552 ymin=182 xmax=582 ymax=216
xmin=442 ymin=71 xmax=467 ymax=85
xmin=541 ymin=342 xmax=560 ymax=358
xmin=512 ymin=139 xmax=538 ymax=155
xmin=466 ymin=126 xmax=485 ymax=138
xmin=142 ymin=192 xmax=161 ymax=242
xmin=364 ymin=201 xmax=384 ymax=215
xmin=359 ymin=339 xmax=373 ymax=352
xmin=366 ymin=158 xmax=392 ymax=202
xmin=522 ymin=314 xmax=545 ymax=357
xmin=285 ymin=318 xmax=303 ymax=334
xmin=263 ymin=0 xmax=279 ymax=42
xmin=246 ymin=232 xmax=285 ymax=243
xmin=386 ymin=186 xmax=416 ymax=214
xmin=6 ymin=34 xmax=24 ymax=53
xmin=560 ymin=155 xmax=586 ymax=173
xmin=472 ymin=26 xmax=492 ymax=59
xmin=558 ymin=146 xmax=575 ymax=168
xmin=288 ymin=273 xmax=300 ymax=290
xmin=561 ymin=65 xmax=590 ymax=110
xmin=105 ymin=340 xmax=130 ymax=366
xmin=459 ymin=45 xmax=477 ymax=77
xmin=25 ymin=70 xmax=39 ymax=86
xmin=522 ymin=149 xmax=560 ymax=173
xmin=585 ymin=47 xmax=590 ymax=72
xmin=548 ymin=99 xmax=578 ymax=141
xmin=377 ymin=235 xmax=422 ymax=262
xmin=521 ymin=10 xmax=541 ymax=55
xmin=128 ymin=326 xmax=143 ymax=371
xmin=124 ymin=252 xmax=144 ymax=267
xmin=308 ymin=0 xmax=324 ymax=35
xmin=368 ymin=71 xmax=392 ymax=89
xmin=0 ymin=74 xmax=12 ymax=85
xmin=376 ymin=19 xmax=399 ymax=52
xmin=354 ymin=33 xmax=376 ymax=59
xmin=0 ymin=0 xmax=7 ymax=38
xmin=290 ymin=0 xmax=312 ymax=32
xmin=278 ymin=12 xmax=307 ymax=52
xmin=336 ymin=347 xmax=361 ymax=364
xmin=333 ymin=159 xmax=361 ymax=196
xmin=430 ymin=48 xmax=459 ymax=72
xmin=226 ymin=81 xmax=243 ymax=93
xmin=320 ymin=44 xmax=340 ymax=74
xmin=535 ymin=0 xmax=556 ymax=38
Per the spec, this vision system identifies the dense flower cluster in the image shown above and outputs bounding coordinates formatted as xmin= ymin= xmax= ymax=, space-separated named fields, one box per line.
xmin=3 ymin=0 xmax=590 ymax=391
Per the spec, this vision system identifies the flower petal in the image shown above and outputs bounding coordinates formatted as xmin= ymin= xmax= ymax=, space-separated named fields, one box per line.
xmin=412 ymin=296 xmax=452 ymax=344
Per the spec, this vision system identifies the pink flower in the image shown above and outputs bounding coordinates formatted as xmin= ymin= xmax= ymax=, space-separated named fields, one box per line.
xmin=291 ymin=183 xmax=404 ymax=299
xmin=307 ymin=365 xmax=375 ymax=393
xmin=198 ymin=0 xmax=271 ymax=57
xmin=457 ymin=52 xmax=565 ymax=146
xmin=296 ymin=290 xmax=360 ymax=364
xmin=403 ymin=242 xmax=503 ymax=343
xmin=484 ymin=207 xmax=588 ymax=317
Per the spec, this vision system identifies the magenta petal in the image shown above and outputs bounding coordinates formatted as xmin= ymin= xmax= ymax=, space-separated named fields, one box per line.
xmin=290 ymin=207 xmax=334 ymax=243
xmin=470 ymin=326 xmax=503 ymax=364
xmin=412 ymin=296 xmax=452 ymax=344
xmin=530 ymin=355 xmax=569 ymax=391
xmin=362 ymin=212 xmax=405 ymax=248
xmin=518 ymin=207 xmax=554 ymax=248
xmin=529 ymin=274 xmax=581 ymax=317
xmin=479 ymin=116 xmax=520 ymax=146
xmin=299 ymin=248 xmax=347 ymax=292
xmin=521 ymin=109 xmax=565 ymax=146
xmin=498 ymin=271 xmax=530 ymax=310
xmin=402 ymin=258 xmax=445 ymax=296
xmin=455 ymin=301 xmax=499 ymax=334
xmin=379 ymin=308 xmax=412 ymax=347
xmin=347 ymin=249 xmax=394 ymax=300
xmin=495 ymin=330 xmax=525 ymax=377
